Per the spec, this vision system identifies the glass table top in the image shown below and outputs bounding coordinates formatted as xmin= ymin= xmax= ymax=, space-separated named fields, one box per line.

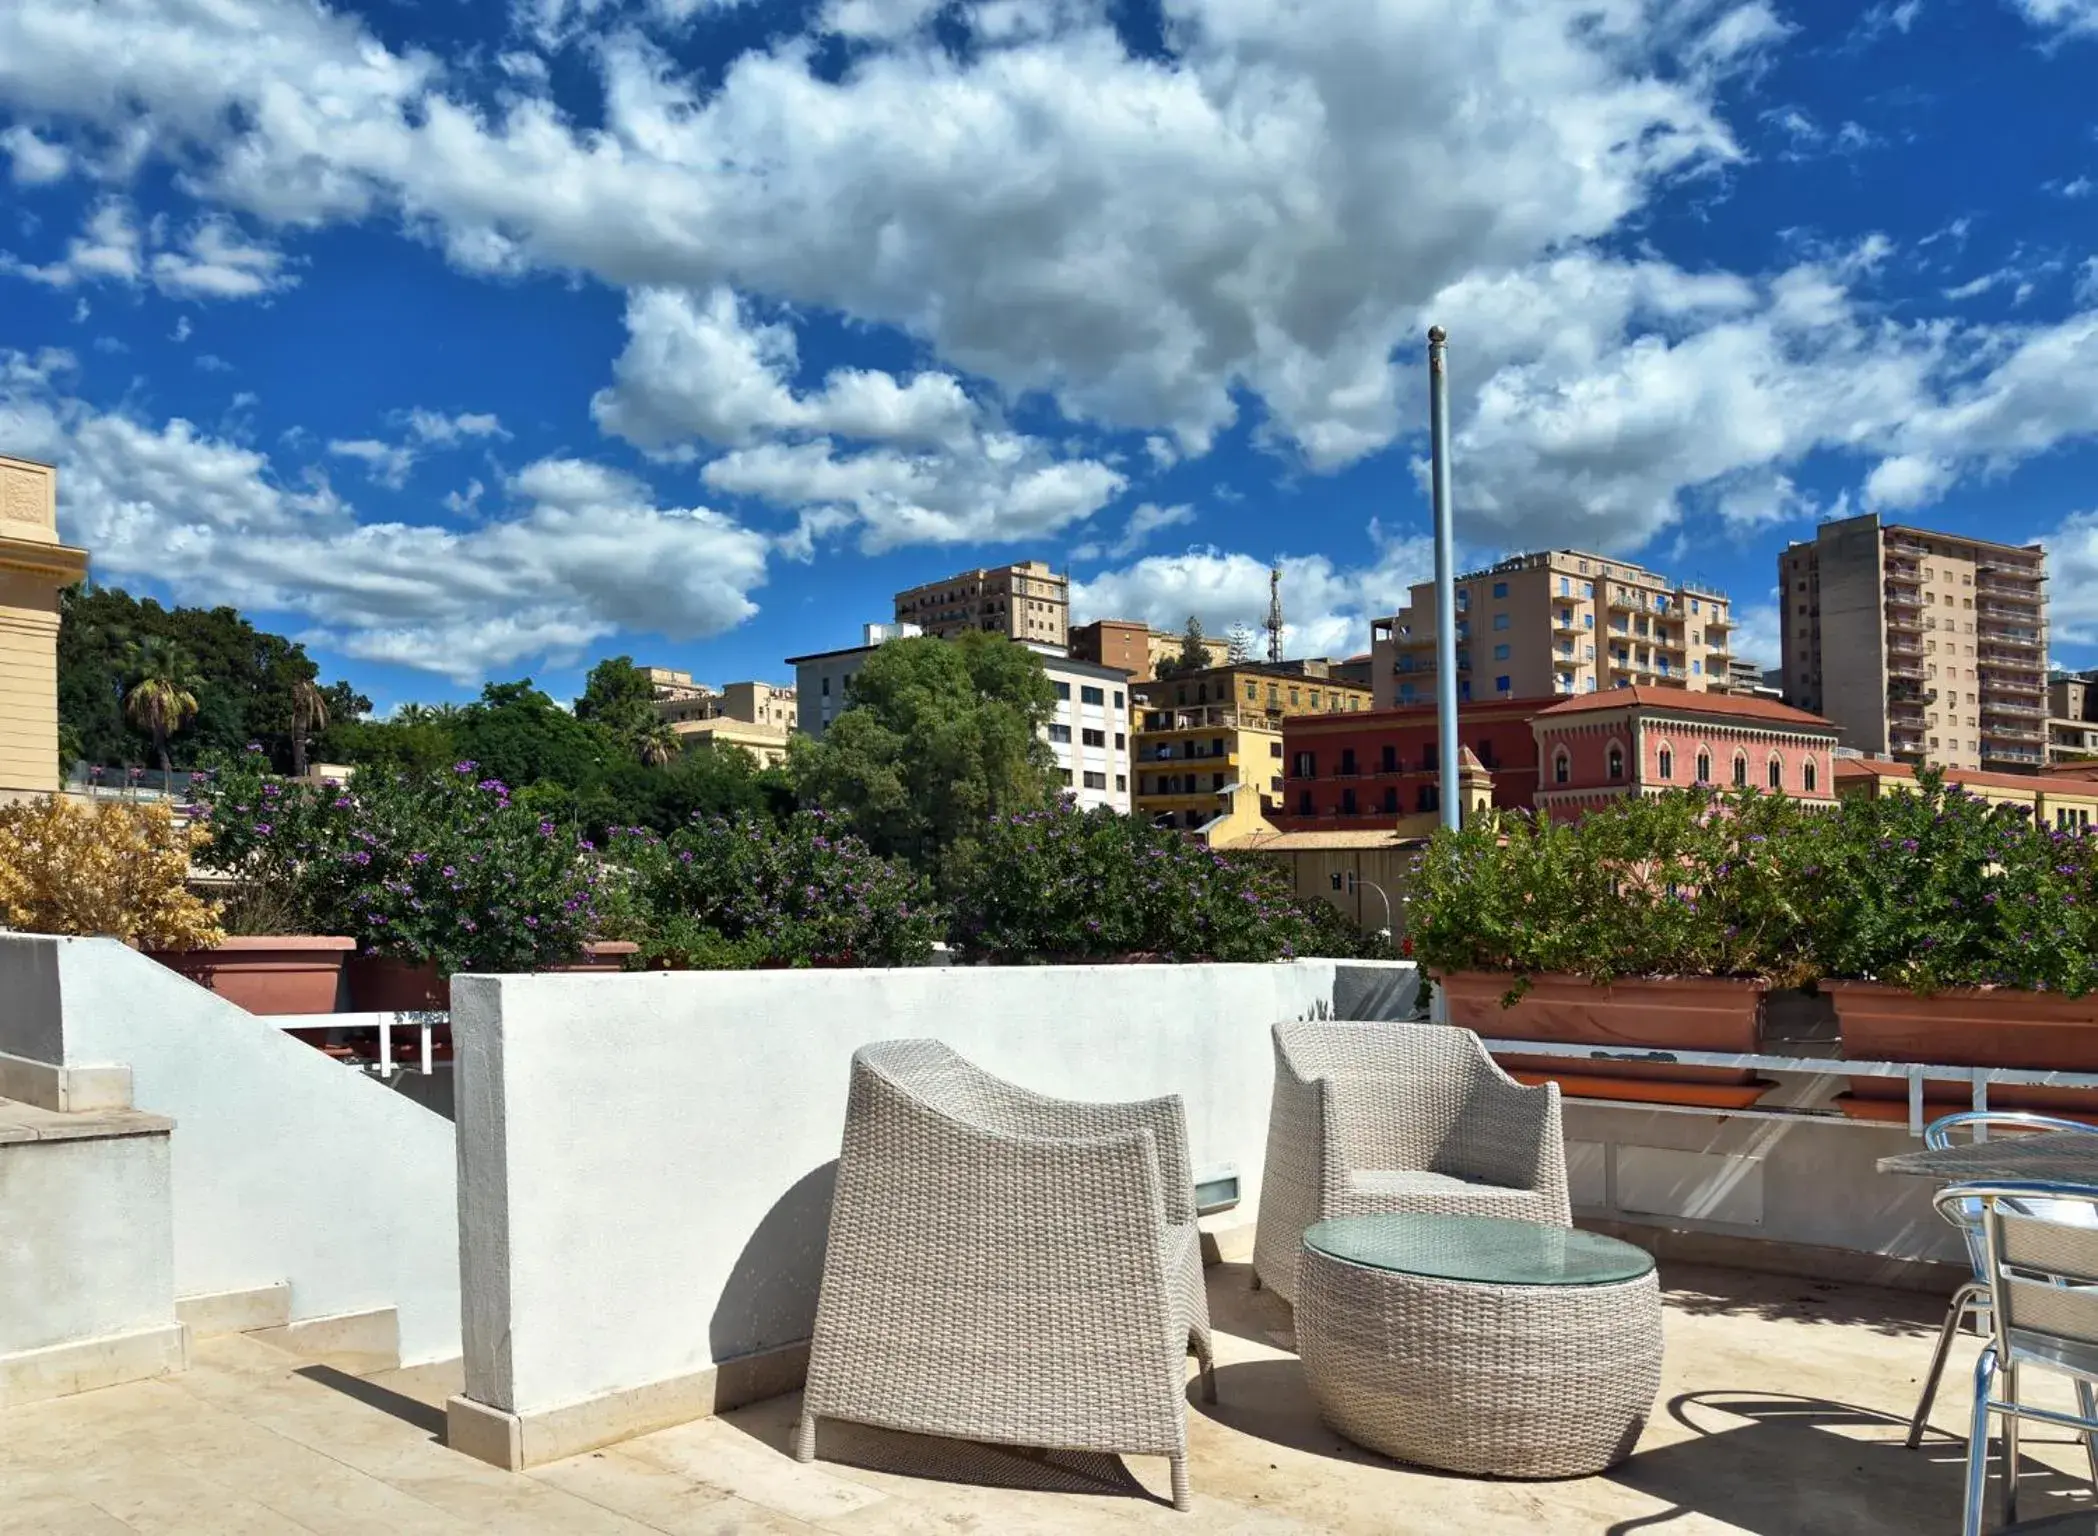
xmin=1302 ymin=1214 xmax=1655 ymax=1287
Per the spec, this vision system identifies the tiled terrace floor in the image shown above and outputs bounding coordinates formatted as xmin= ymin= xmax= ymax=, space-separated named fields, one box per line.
xmin=8 ymin=1260 xmax=2098 ymax=1535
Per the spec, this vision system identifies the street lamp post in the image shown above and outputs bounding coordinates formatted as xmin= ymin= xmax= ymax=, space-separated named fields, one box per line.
xmin=1428 ymin=325 xmax=1460 ymax=833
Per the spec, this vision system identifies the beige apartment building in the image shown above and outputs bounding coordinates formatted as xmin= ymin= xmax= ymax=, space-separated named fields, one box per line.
xmin=649 ymin=673 xmax=798 ymax=730
xmin=0 ymin=455 xmax=89 ymax=802
xmin=1779 ymin=513 xmax=2048 ymax=772
xmin=894 ymin=561 xmax=1069 ymax=648
xmin=2049 ymin=670 xmax=2098 ymax=764
xmin=1369 ymin=550 xmax=1733 ymax=711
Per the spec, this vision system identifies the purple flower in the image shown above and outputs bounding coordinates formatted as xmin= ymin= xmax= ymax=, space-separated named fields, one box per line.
xmin=441 ymin=865 xmax=457 ymax=878
xmin=410 ymin=852 xmax=430 ymax=865
xmin=245 ymin=742 xmax=264 ymax=754
xmin=454 ymin=760 xmax=478 ymax=775
xmin=254 ymin=822 xmax=272 ymax=835
xmin=352 ymin=850 xmax=372 ymax=866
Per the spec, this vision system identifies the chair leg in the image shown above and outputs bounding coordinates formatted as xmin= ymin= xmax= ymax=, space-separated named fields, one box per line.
xmin=1248 ymin=1269 xmax=1262 ymax=1292
xmin=2080 ymin=1380 xmax=2098 ymax=1492
xmin=1965 ymin=1347 xmax=1997 ymax=1536
xmin=1191 ymin=1330 xmax=1219 ymax=1405
xmin=1169 ymin=1453 xmax=1191 ymax=1513
xmin=2002 ymin=1363 xmax=2021 ymax=1529
xmin=793 ymin=1411 xmax=817 ymax=1464
xmin=1909 ymin=1284 xmax=1982 ymax=1449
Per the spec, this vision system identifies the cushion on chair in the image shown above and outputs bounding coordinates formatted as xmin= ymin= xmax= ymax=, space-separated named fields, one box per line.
xmin=1348 ymin=1169 xmax=1534 ymax=1200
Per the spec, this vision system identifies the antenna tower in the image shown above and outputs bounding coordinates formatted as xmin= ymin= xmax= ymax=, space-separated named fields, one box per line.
xmin=1265 ymin=565 xmax=1284 ymax=664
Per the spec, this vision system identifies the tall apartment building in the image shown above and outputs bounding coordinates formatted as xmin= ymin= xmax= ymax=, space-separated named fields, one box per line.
xmin=1130 ymin=664 xmax=1371 ymax=832
xmin=1368 ymin=550 xmax=1732 ymax=711
xmin=2050 ymin=670 xmax=2098 ymax=764
xmin=1778 ymin=513 xmax=2048 ymax=772
xmin=894 ymin=561 xmax=1069 ymax=648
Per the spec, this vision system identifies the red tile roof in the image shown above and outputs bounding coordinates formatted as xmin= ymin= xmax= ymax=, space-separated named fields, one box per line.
xmin=1833 ymin=758 xmax=2098 ymax=796
xmin=1534 ymin=686 xmax=1835 ymax=728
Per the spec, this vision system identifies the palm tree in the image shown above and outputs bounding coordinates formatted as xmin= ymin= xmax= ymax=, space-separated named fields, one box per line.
xmin=122 ymin=638 xmax=203 ymax=774
xmin=289 ymin=677 xmax=329 ymax=778
xmin=637 ymin=719 xmax=681 ymax=767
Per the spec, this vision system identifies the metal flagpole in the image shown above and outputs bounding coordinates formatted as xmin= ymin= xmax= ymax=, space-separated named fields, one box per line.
xmin=1428 ymin=325 xmax=1460 ymax=831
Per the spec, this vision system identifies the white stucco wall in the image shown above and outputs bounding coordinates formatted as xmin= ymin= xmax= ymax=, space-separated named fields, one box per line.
xmin=453 ymin=960 xmax=1419 ymax=1419
xmin=0 ymin=936 xmax=461 ymax=1364
xmin=0 ymin=1130 xmax=174 ymax=1356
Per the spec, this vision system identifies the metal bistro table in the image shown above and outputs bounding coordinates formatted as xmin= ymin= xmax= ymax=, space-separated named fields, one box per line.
xmin=1877 ymin=1130 xmax=2098 ymax=1183
xmin=1294 ymin=1214 xmax=1663 ymax=1479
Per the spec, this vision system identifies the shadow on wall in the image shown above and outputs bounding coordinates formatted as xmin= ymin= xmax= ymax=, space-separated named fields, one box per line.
xmin=710 ymin=1160 xmax=839 ymax=1365
xmin=1331 ymin=965 xmax=1421 ymax=1022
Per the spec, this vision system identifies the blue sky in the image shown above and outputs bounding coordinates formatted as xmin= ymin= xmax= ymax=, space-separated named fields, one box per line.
xmin=2 ymin=0 xmax=2095 ymax=712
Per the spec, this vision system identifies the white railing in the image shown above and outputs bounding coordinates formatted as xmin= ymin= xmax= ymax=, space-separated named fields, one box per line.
xmin=261 ymin=1012 xmax=447 ymax=1076
xmin=1476 ymin=1038 xmax=2098 ymax=1137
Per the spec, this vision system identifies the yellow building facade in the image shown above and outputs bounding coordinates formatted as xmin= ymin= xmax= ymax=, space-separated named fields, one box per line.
xmin=1130 ymin=664 xmax=1373 ymax=833
xmin=1833 ymin=757 xmax=2098 ymax=831
xmin=0 ymin=456 xmax=89 ymax=802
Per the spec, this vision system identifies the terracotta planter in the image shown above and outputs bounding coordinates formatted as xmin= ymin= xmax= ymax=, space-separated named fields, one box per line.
xmin=1438 ymin=971 xmax=1769 ymax=1106
xmin=147 ymin=936 xmax=354 ymax=1016
xmin=345 ymin=956 xmax=450 ymax=1012
xmin=545 ymin=942 xmax=641 ymax=974
xmin=1831 ymin=981 xmax=2098 ymax=1114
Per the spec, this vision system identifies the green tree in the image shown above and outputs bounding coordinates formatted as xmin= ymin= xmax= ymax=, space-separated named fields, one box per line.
xmin=791 ymin=632 xmax=1059 ymax=881
xmin=1155 ymin=615 xmax=1211 ymax=679
xmin=122 ymin=637 xmax=203 ymax=773
xmin=576 ymin=655 xmax=682 ymax=766
xmin=287 ymin=677 xmax=330 ymax=778
xmin=450 ymin=679 xmax=619 ymax=790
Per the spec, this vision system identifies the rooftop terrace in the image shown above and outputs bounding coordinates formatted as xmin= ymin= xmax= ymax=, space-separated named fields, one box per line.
xmin=9 ymin=1258 xmax=2096 ymax=1535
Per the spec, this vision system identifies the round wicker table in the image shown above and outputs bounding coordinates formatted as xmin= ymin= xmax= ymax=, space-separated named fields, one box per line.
xmin=1295 ymin=1214 xmax=1662 ymax=1478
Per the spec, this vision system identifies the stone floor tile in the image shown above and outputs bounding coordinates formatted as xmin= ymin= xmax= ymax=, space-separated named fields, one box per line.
xmin=533 ymin=1447 xmax=824 ymax=1535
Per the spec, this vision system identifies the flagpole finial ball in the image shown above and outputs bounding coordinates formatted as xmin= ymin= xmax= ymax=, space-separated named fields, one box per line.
xmin=1427 ymin=325 xmax=1447 ymax=346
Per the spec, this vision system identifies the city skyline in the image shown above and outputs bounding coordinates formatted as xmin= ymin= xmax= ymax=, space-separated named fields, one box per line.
xmin=2 ymin=1 xmax=2096 ymax=717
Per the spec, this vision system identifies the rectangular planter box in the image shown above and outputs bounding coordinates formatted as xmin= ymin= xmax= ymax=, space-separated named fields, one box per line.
xmin=1830 ymin=980 xmax=2098 ymax=1115
xmin=147 ymin=937 xmax=354 ymax=1016
xmin=1438 ymin=971 xmax=1769 ymax=1108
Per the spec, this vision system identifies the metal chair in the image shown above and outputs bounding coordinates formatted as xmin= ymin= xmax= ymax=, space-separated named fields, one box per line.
xmin=1942 ymin=1180 xmax=2098 ymax=1535
xmin=1908 ymin=1111 xmax=2096 ymax=1449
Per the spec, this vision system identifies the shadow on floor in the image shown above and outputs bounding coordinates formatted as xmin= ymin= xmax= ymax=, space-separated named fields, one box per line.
xmin=1605 ymin=1392 xmax=2096 ymax=1536
xmin=1187 ymin=1356 xmax=1385 ymax=1469
xmin=718 ymin=1388 xmax=1166 ymax=1508
xmin=293 ymin=1365 xmax=447 ymax=1439
xmin=1657 ymin=1264 xmax=1948 ymax=1342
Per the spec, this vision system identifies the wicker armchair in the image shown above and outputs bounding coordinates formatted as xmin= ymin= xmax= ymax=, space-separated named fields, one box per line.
xmin=795 ymin=1040 xmax=1217 ymax=1511
xmin=1252 ymin=1022 xmax=1570 ymax=1302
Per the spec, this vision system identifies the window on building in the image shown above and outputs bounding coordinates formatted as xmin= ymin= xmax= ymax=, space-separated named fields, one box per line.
xmin=1492 ymin=613 xmax=1511 ymax=631
xmin=1113 ymin=690 xmax=1125 ymax=708
xmin=1607 ymin=744 xmax=1624 ymax=780
xmin=1339 ymin=748 xmax=1358 ymax=775
xmin=1382 ymin=786 xmax=1399 ymax=812
xmin=1381 ymin=743 xmax=1398 ymax=772
xmin=1460 ymin=679 xmax=1471 ymax=702
xmin=1292 ymin=751 xmax=1317 ymax=777
xmin=1553 ymin=751 xmax=1570 ymax=785
xmin=1559 ymin=576 xmax=1570 ymax=596
xmin=1492 ymin=581 xmax=1509 ymax=598
xmin=1420 ymin=741 xmax=1436 ymax=770
xmin=1399 ymin=682 xmax=1416 ymax=702
xmin=1495 ymin=675 xmax=1511 ymax=694
xmin=1055 ymin=681 xmax=1071 ymax=700
xmin=1340 ymin=787 xmax=1358 ymax=815
xmin=1768 ymin=756 xmax=1782 ymax=790
xmin=1696 ymin=751 xmax=1711 ymax=783
xmin=1494 ymin=643 xmax=1511 ymax=660
xmin=1114 ymin=774 xmax=1126 ymax=793
xmin=1296 ymin=790 xmax=1314 ymax=815
xmin=1082 ymin=728 xmax=1105 ymax=748
xmin=1115 ymin=732 xmax=1126 ymax=750
xmin=1289 ymin=688 xmax=1301 ymax=707
xmin=1691 ymin=598 xmax=1701 ymax=613
xmin=1212 ymin=772 xmax=1225 ymax=791
xmin=1418 ymin=784 xmax=1440 ymax=813
xmin=1658 ymin=747 xmax=1673 ymax=780
xmin=1062 ymin=770 xmax=1073 ymax=786
xmin=1733 ymin=754 xmax=1748 ymax=788
xmin=1803 ymin=759 xmax=1817 ymax=794
xmin=1270 ymin=740 xmax=1282 ymax=757
xmin=1083 ymin=771 xmax=1106 ymax=790
xmin=821 ymin=676 xmax=831 ymax=696
xmin=1048 ymin=723 xmax=1072 ymax=743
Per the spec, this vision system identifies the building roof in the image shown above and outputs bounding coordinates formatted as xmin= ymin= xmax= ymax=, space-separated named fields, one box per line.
xmin=1037 ymin=653 xmax=1134 ymax=682
xmin=1833 ymin=758 xmax=2098 ymax=796
xmin=783 ymin=643 xmax=879 ymax=665
xmin=1533 ymin=686 xmax=1835 ymax=729
xmin=1236 ymin=830 xmax=1430 ymax=852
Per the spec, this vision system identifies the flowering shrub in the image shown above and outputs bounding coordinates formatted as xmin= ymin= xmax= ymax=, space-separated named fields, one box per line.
xmin=948 ymin=804 xmax=1345 ymax=962
xmin=195 ymin=755 xmax=604 ymax=973
xmin=0 ymin=795 xmax=224 ymax=950
xmin=1408 ymin=788 xmax=1818 ymax=988
xmin=614 ymin=811 xmax=940 ymax=968
xmin=1802 ymin=770 xmax=2098 ymax=996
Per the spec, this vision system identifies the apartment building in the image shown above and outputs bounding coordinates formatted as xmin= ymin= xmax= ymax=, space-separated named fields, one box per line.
xmin=644 ymin=667 xmax=712 ymax=702
xmin=0 ymin=455 xmax=89 ymax=803
xmin=1368 ymin=550 xmax=1732 ymax=711
xmin=2051 ymin=670 xmax=2098 ymax=764
xmin=1835 ymin=758 xmax=2098 ymax=831
xmin=1778 ymin=513 xmax=2048 ymax=772
xmin=1275 ymin=698 xmax=1548 ymax=828
xmin=1068 ymin=619 xmax=1234 ymax=682
xmin=894 ymin=561 xmax=1069 ymax=648
xmin=665 ymin=717 xmax=790 ymax=769
xmin=785 ymin=627 xmax=1130 ymax=812
xmin=650 ymin=676 xmax=798 ymax=732
xmin=1130 ymin=664 xmax=1371 ymax=832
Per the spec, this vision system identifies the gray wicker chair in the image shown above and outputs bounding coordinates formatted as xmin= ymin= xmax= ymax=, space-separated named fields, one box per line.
xmin=1252 ymin=1021 xmax=1570 ymax=1302
xmin=795 ymin=1040 xmax=1217 ymax=1511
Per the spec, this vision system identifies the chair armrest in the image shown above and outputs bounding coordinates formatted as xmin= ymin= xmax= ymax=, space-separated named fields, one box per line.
xmin=994 ymin=1094 xmax=1197 ymax=1226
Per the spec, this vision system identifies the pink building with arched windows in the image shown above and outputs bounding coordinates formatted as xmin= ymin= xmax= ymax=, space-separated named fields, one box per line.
xmin=1530 ymin=687 xmax=1840 ymax=821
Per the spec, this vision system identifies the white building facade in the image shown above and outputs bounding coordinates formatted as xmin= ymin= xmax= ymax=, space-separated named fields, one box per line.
xmin=1039 ymin=654 xmax=1135 ymax=814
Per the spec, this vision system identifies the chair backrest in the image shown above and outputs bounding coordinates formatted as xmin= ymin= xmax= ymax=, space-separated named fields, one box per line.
xmin=1948 ymin=1183 xmax=2098 ymax=1362
xmin=1274 ymin=1020 xmax=1491 ymax=1087
xmin=1925 ymin=1113 xmax=2098 ymax=1275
